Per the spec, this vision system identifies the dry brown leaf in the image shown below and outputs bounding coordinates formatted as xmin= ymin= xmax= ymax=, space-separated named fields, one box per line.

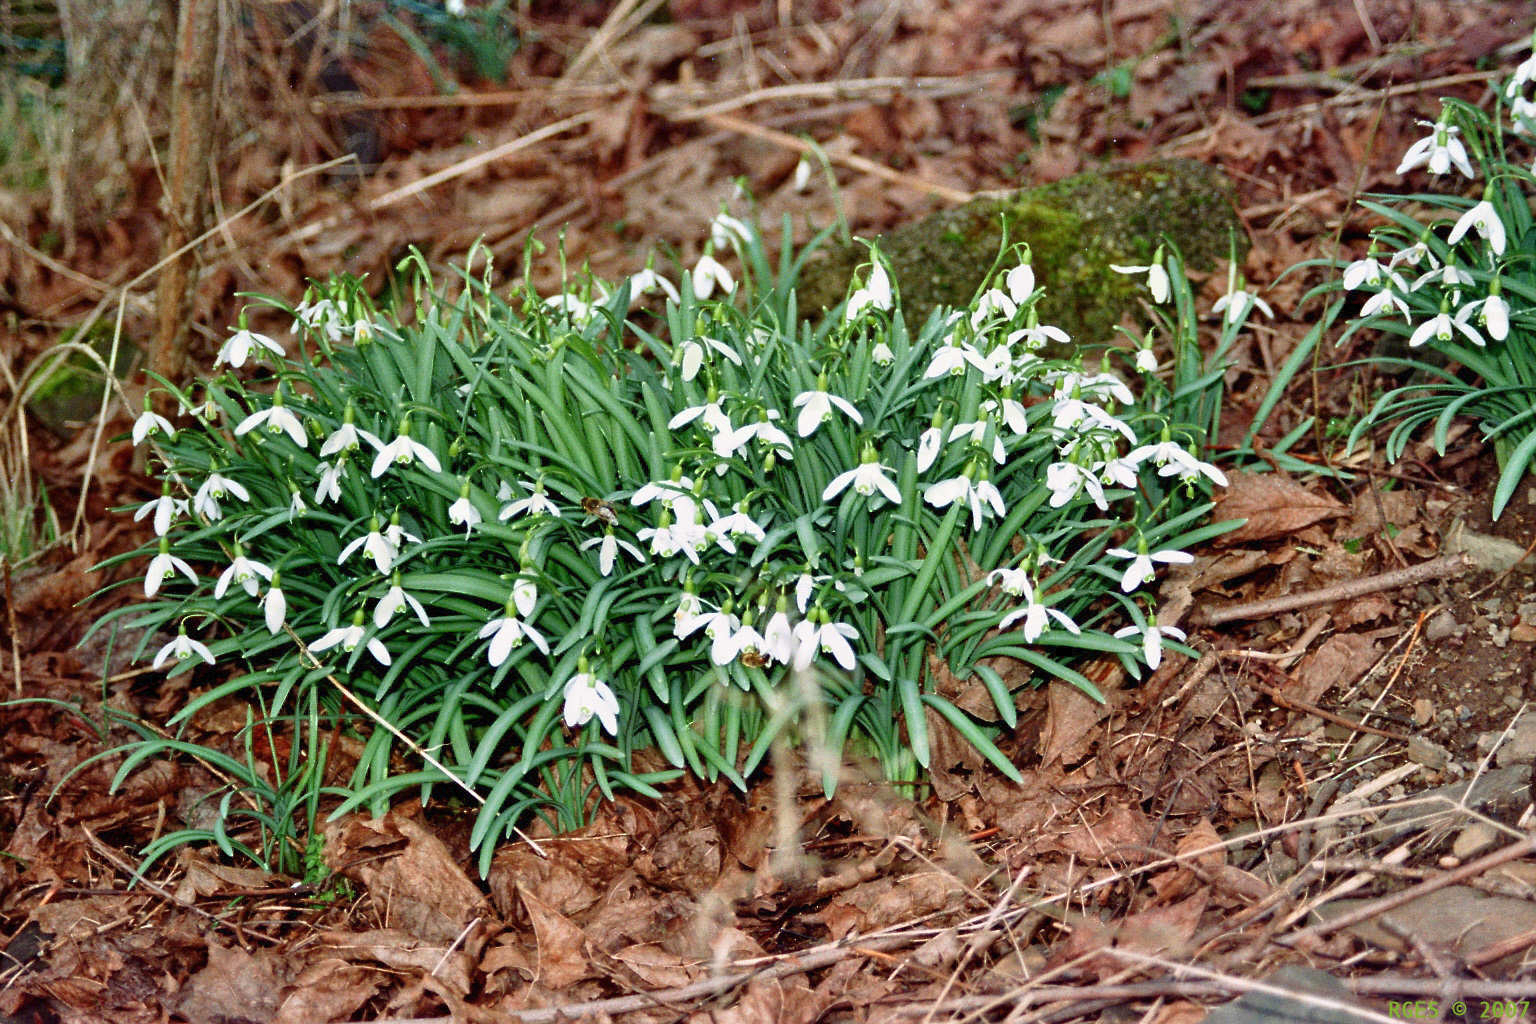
xmin=1177 ymin=817 xmax=1225 ymax=871
xmin=274 ymin=958 xmax=382 ymax=1024
xmin=612 ymin=943 xmax=699 ymax=988
xmin=175 ymin=942 xmax=289 ymax=1024
xmin=1115 ymin=891 xmax=1208 ymax=959
xmin=1293 ymin=633 xmax=1377 ymax=704
xmin=518 ymin=885 xmax=593 ymax=990
xmin=712 ymin=976 xmax=825 ymax=1024
xmin=323 ymin=811 xmax=490 ymax=945
xmin=1212 ymin=471 xmax=1347 ymax=544
xmin=1037 ymin=680 xmax=1110 ymax=767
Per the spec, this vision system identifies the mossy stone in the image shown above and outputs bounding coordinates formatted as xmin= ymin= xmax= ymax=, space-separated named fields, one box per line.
xmin=27 ymin=331 xmax=141 ymax=437
xmin=797 ymin=159 xmax=1246 ymax=347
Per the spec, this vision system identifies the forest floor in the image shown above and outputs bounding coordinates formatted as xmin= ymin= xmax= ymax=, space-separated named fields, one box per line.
xmin=2 ymin=2 xmax=1536 ymax=1022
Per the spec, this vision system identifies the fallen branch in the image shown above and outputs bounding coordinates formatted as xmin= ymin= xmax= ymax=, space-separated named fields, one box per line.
xmin=1190 ymin=553 xmax=1471 ymax=626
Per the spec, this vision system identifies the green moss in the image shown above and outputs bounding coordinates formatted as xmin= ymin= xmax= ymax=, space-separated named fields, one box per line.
xmin=797 ymin=159 xmax=1246 ymax=350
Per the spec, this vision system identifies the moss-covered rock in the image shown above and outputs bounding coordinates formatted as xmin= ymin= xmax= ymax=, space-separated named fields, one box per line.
xmin=797 ymin=159 xmax=1246 ymax=347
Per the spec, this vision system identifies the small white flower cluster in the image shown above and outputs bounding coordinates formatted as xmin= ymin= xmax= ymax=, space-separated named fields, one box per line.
xmin=1342 ymin=38 xmax=1536 ymax=353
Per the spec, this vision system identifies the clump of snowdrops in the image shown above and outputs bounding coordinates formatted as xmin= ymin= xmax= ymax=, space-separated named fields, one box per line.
xmin=96 ymin=211 xmax=1240 ymax=871
xmin=1333 ymin=33 xmax=1536 ymax=518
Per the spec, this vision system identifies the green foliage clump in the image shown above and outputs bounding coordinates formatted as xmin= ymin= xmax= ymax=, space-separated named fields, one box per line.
xmin=95 ymin=213 xmax=1240 ymax=873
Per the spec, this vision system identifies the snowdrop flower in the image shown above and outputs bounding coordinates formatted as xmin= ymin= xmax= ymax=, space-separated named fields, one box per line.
xmin=563 ymin=667 xmax=619 ymax=735
xmin=871 ymin=341 xmax=895 ymax=366
xmin=544 ymin=292 xmax=598 ymax=326
xmin=710 ymin=212 xmax=752 ymax=251
xmin=1507 ymin=46 xmax=1536 ymax=96
xmin=1045 ymin=460 xmax=1107 ymax=510
xmin=629 ymin=267 xmax=680 ymax=304
xmin=1446 ymin=196 xmax=1506 ymax=256
xmin=1211 ymin=280 xmax=1273 ymax=325
xmin=145 ymin=538 xmax=197 ymax=597
xmin=214 ymin=546 xmax=273 ymax=599
xmin=845 ymin=261 xmax=893 ymax=321
xmin=1134 ymin=347 xmax=1158 ymax=373
xmin=263 ymin=573 xmax=287 ymax=634
xmin=692 ymin=254 xmax=736 ymax=298
xmin=916 ymin=422 xmax=945 ymax=472
xmin=791 ymin=157 xmax=814 ymax=192
xmin=511 ymin=572 xmax=538 ymax=618
xmin=678 ymin=605 xmax=743 ymax=665
xmin=1007 ymin=322 xmax=1071 ymax=353
xmin=581 ymin=531 xmax=645 ymax=576
xmin=1411 ymin=261 xmax=1474 ymax=304
xmin=823 ymin=453 xmax=901 ymax=505
xmin=312 ymin=612 xmax=392 ymax=667
xmin=1341 ymin=253 xmax=1390 ymax=291
xmin=320 ymin=410 xmax=379 ymax=458
xmin=1006 ymin=262 xmax=1036 ymax=304
xmin=446 ymin=480 xmax=481 ymax=535
xmin=384 ymin=517 xmax=421 ymax=553
xmin=1115 ymin=621 xmax=1186 ymax=671
xmin=1461 ymin=287 xmax=1510 ymax=342
xmin=215 ymin=323 xmax=284 ymax=368
xmin=707 ymin=502 xmax=767 ymax=545
xmin=234 ymin=394 xmax=307 ymax=447
xmin=367 ymin=418 xmax=441 ymax=478
xmin=294 ymin=296 xmax=345 ymax=340
xmin=1410 ymin=304 xmax=1484 ymax=348
xmin=194 ymin=471 xmax=249 ymax=522
xmin=179 ymin=391 xmax=220 ymax=422
xmin=1052 ymin=398 xmax=1136 ymax=443
xmin=338 ymin=518 xmax=397 ymax=575
xmin=500 ymin=478 xmax=562 ymax=520
xmin=1396 ymin=117 xmax=1474 ymax=178
xmin=794 ymin=572 xmax=827 ymax=614
xmin=1390 ymin=237 xmax=1433 ymax=270
xmin=733 ymin=413 xmax=794 ymax=458
xmin=1098 ymin=455 xmax=1141 ymax=490
xmin=669 ymin=397 xmax=732 ymax=434
xmin=132 ymin=406 xmax=175 ymax=446
xmin=631 ymin=475 xmax=695 ymax=510
xmin=672 ymin=588 xmax=703 ymax=637
xmin=374 ymin=574 xmax=430 ymax=629
xmin=999 ymin=583 xmax=1081 ymax=643
xmin=1125 ymin=440 xmax=1228 ymax=487
xmin=722 ymin=620 xmax=767 ymax=667
xmin=676 ymin=335 xmax=742 ymax=381
xmin=1106 ymin=544 xmax=1195 ymax=592
xmin=1510 ymin=95 xmax=1536 ymax=135
xmin=947 ymin=420 xmax=1006 ymax=465
xmin=445 ymin=0 xmax=466 ymax=15
xmin=1357 ymin=272 xmax=1412 ymax=320
xmin=988 ymin=566 xmax=1031 ymax=597
xmin=315 ymin=459 xmax=346 ymax=504
xmin=792 ymin=386 xmax=862 ymax=437
xmin=1050 ymin=369 xmax=1136 ymax=406
xmin=478 ymin=605 xmax=549 ymax=666
xmin=791 ymin=615 xmax=859 ymax=671
xmin=152 ymin=630 xmax=215 ymax=671
xmin=984 ymin=397 xmax=1030 ymax=437
xmin=924 ymin=341 xmax=986 ymax=378
xmin=638 ymin=515 xmax=691 ymax=563
xmin=968 ymin=289 xmax=1017 ymax=331
xmin=762 ymin=606 xmax=795 ymax=665
xmin=924 ymin=467 xmax=1006 ymax=530
xmin=1110 ymin=258 xmax=1171 ymax=303
xmin=135 ymin=492 xmax=187 ymax=537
